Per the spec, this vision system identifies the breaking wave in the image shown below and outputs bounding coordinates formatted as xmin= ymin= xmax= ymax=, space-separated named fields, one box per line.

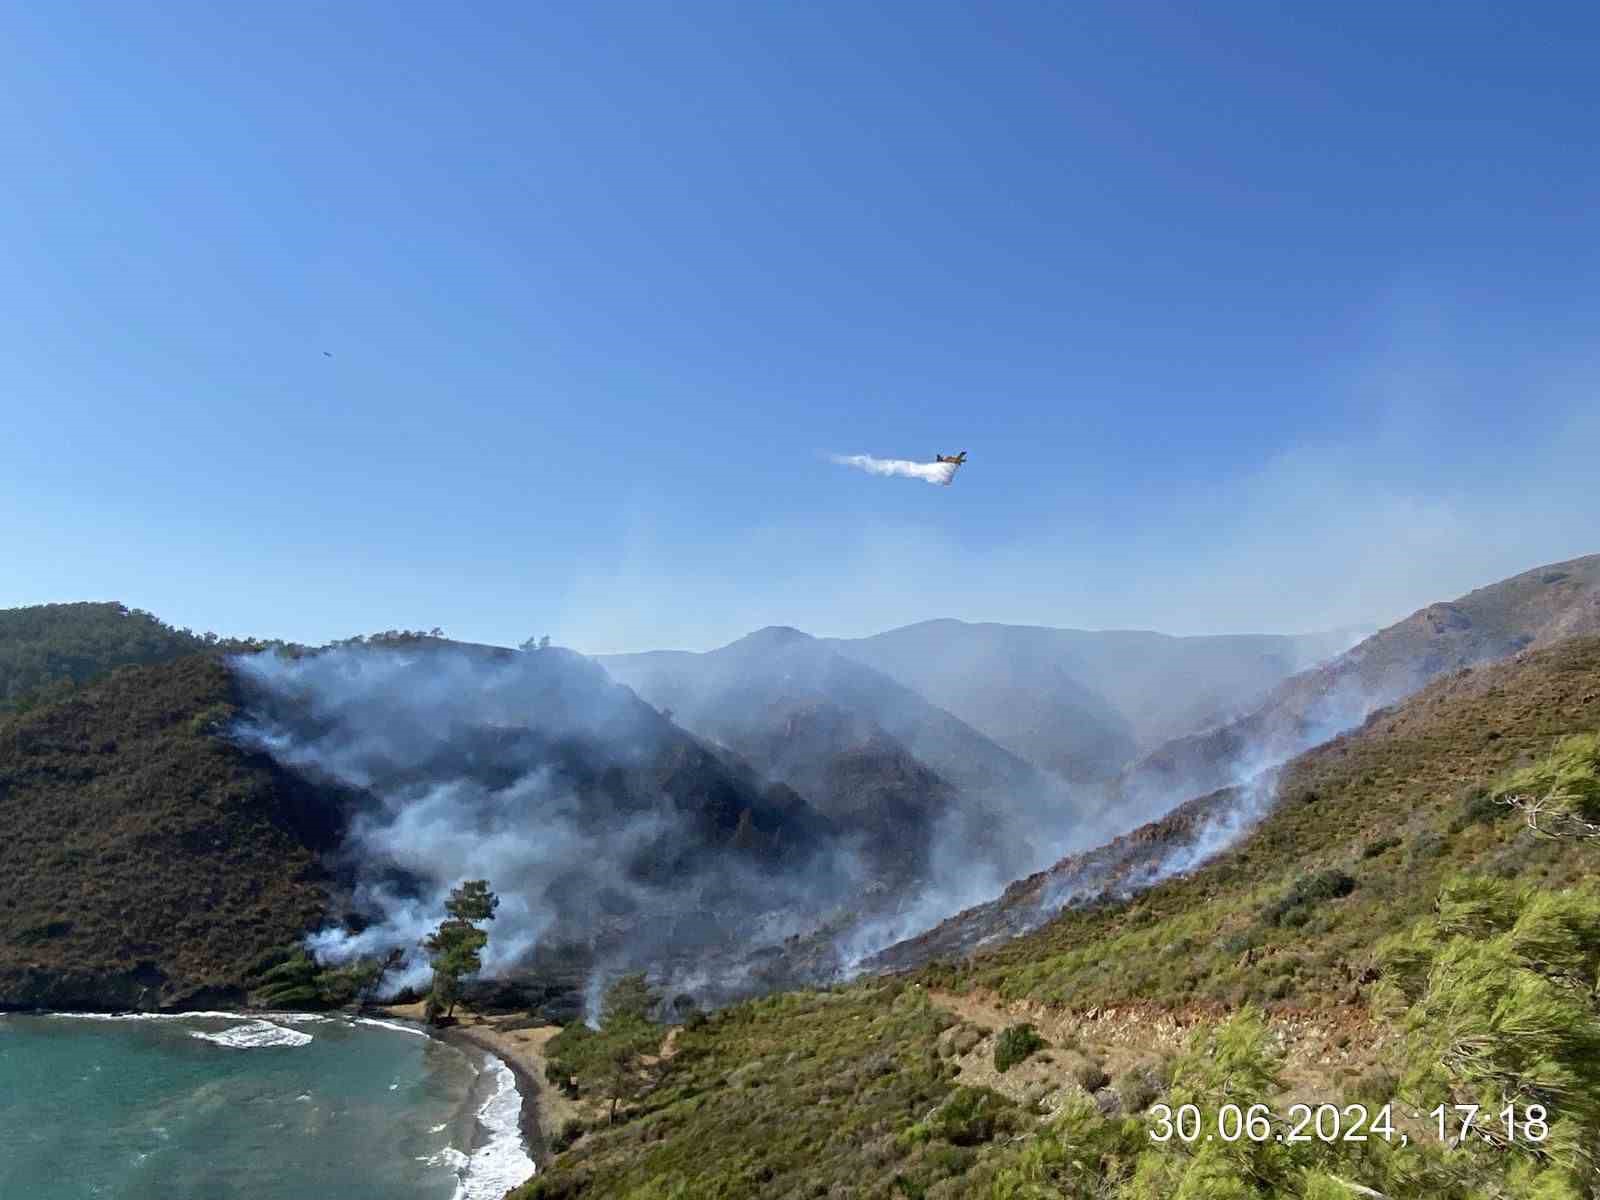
xmin=451 ymin=1053 xmax=536 ymax=1200
xmin=189 ymin=1019 xmax=314 ymax=1049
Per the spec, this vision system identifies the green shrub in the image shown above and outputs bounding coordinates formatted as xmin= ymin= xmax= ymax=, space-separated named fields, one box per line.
xmin=1113 ymin=1066 xmax=1161 ymax=1113
xmin=1451 ymin=785 xmax=1512 ymax=832
xmin=1406 ymin=830 xmax=1445 ymax=864
xmin=927 ymin=1086 xmax=1021 ymax=1146
xmin=1216 ymin=929 xmax=1258 ymax=957
xmin=1260 ymin=869 xmax=1356 ymax=926
xmin=993 ymin=1023 xmax=1045 ymax=1073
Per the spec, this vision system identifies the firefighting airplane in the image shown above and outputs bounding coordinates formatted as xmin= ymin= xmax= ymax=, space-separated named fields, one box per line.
xmin=934 ymin=451 xmax=968 ymax=465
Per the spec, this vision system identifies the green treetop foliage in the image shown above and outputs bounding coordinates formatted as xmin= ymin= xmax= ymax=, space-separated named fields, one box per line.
xmin=1493 ymin=733 xmax=1600 ymax=838
xmin=993 ymin=1023 xmax=1045 ymax=1073
xmin=445 ymin=879 xmax=499 ymax=924
xmin=546 ymin=973 xmax=664 ymax=1124
xmin=601 ymin=971 xmax=656 ymax=1026
xmin=422 ymin=880 xmax=498 ymax=1024
xmin=247 ymin=948 xmax=392 ymax=1010
xmin=1376 ymin=874 xmax=1600 ymax=1190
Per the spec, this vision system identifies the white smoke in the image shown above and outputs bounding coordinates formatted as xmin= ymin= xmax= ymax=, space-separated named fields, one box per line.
xmin=227 ymin=643 xmax=909 ymax=1010
xmin=831 ymin=454 xmax=961 ymax=486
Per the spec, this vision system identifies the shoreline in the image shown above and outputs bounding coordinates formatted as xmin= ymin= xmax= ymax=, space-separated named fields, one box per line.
xmin=13 ymin=1003 xmax=559 ymax=1191
xmin=379 ymin=1002 xmax=581 ymax=1171
xmin=9 ymin=1005 xmax=543 ymax=1192
xmin=438 ymin=1022 xmax=547 ymax=1167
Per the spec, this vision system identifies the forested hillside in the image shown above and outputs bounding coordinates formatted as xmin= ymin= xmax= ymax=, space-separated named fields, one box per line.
xmin=0 ymin=602 xmax=254 ymax=715
xmin=0 ymin=656 xmax=345 ymax=1010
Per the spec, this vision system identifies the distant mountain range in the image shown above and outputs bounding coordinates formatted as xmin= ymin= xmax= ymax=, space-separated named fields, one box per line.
xmin=599 ymin=626 xmax=1042 ymax=795
xmin=599 ymin=621 xmax=1360 ymax=790
xmin=824 ymin=621 xmax=1362 ymax=781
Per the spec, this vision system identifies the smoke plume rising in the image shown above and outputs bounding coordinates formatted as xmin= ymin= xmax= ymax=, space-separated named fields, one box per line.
xmin=831 ymin=454 xmax=960 ymax=486
xmin=226 ymin=641 xmax=1039 ymax=1012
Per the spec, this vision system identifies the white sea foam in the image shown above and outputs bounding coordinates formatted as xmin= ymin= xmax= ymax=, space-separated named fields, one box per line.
xmin=447 ymin=1053 xmax=535 ymax=1200
xmin=188 ymin=1020 xmax=314 ymax=1049
xmin=46 ymin=1010 xmax=330 ymax=1024
xmin=354 ymin=1016 xmax=430 ymax=1038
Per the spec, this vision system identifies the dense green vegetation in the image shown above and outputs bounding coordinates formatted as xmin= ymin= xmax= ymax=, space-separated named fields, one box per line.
xmin=247 ymin=948 xmax=390 ymax=1008
xmin=0 ymin=655 xmax=344 ymax=1009
xmin=0 ymin=601 xmax=267 ymax=716
xmin=955 ymin=638 xmax=1600 ymax=1015
xmin=514 ymin=636 xmax=1600 ymax=1199
xmin=0 ymin=600 xmax=459 ymax=720
xmin=993 ymin=1024 xmax=1045 ymax=1074
xmin=544 ymin=974 xmax=670 ymax=1126
xmin=522 ymin=982 xmax=966 ymax=1199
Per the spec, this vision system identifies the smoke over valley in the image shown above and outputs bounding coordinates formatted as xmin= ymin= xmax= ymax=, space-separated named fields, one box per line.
xmin=211 ymin=556 xmax=1600 ymax=1017
xmin=227 ymin=636 xmax=1084 ymax=1016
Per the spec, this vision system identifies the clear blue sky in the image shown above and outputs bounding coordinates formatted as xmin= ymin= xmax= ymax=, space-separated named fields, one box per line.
xmin=4 ymin=2 xmax=1597 ymax=651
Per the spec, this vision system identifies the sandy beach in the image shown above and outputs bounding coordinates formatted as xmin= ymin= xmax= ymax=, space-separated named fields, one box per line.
xmin=379 ymin=1002 xmax=583 ymax=1163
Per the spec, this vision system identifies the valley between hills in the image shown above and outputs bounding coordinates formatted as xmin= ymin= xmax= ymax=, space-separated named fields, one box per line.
xmin=4 ymin=554 xmax=1600 ymax=1199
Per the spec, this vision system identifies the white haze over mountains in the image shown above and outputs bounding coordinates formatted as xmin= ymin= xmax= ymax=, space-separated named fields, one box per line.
xmin=222 ymin=630 xmax=1373 ymax=999
xmin=220 ymin=555 xmax=1600 ymax=1005
xmin=226 ymin=641 xmax=1064 ymax=1006
xmin=830 ymin=454 xmax=961 ymax=486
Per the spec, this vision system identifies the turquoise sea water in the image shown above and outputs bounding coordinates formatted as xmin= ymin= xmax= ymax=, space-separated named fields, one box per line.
xmin=0 ymin=1013 xmax=534 ymax=1200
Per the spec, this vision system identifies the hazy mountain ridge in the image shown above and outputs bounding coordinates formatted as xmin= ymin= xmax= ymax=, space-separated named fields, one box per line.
xmin=733 ymin=556 xmax=1600 ymax=988
xmin=1118 ymin=553 xmax=1600 ymax=817
xmin=823 ymin=620 xmax=1360 ymax=781
xmin=599 ymin=626 xmax=1044 ymax=802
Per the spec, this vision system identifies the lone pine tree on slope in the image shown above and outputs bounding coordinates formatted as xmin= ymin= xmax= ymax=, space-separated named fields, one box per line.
xmin=423 ymin=879 xmax=499 ymax=1025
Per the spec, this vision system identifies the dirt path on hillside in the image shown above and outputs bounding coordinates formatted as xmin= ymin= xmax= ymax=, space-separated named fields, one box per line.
xmin=922 ymin=986 xmax=1394 ymax=1114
